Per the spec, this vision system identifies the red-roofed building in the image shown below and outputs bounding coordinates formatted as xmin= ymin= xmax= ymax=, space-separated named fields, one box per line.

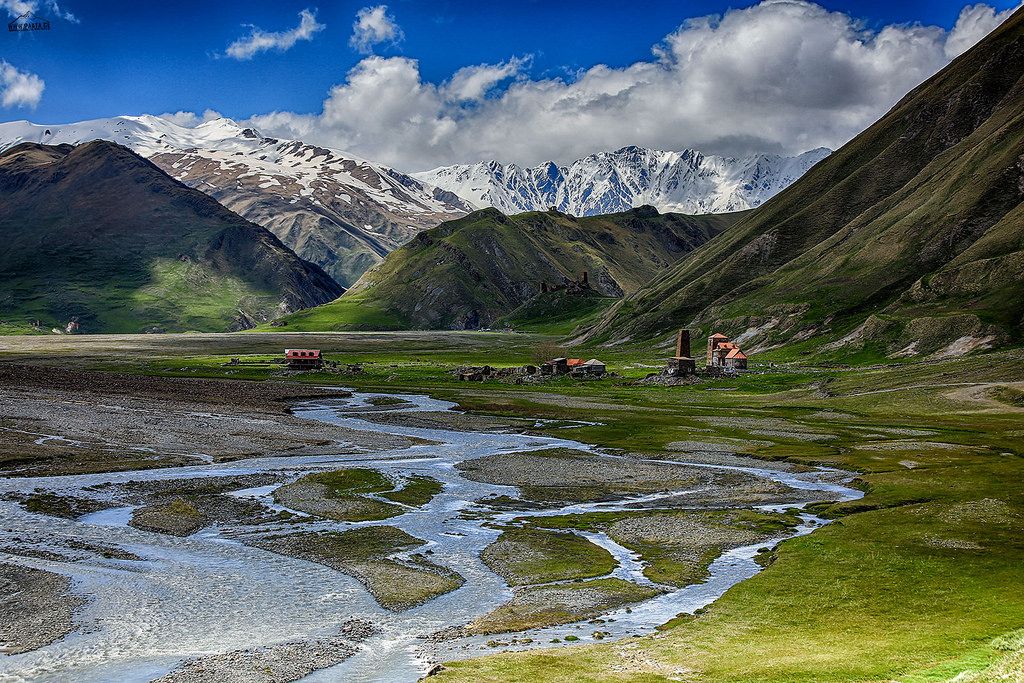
xmin=285 ymin=349 xmax=323 ymax=370
xmin=724 ymin=347 xmax=748 ymax=369
xmin=707 ymin=333 xmax=750 ymax=371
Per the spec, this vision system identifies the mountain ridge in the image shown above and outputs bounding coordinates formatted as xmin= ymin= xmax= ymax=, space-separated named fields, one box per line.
xmin=278 ymin=206 xmax=744 ymax=332
xmin=413 ymin=146 xmax=831 ymax=216
xmin=0 ymin=140 xmax=344 ymax=333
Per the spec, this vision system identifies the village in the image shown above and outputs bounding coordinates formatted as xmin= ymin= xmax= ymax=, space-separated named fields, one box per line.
xmin=272 ymin=328 xmax=750 ymax=384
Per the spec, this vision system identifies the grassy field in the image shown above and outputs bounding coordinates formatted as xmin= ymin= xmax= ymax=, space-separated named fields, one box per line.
xmin=0 ymin=331 xmax=1022 ymax=681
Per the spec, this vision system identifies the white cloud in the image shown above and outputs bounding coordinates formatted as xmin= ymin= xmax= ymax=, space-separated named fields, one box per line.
xmin=349 ymin=5 xmax=404 ymax=54
xmin=0 ymin=60 xmax=44 ymax=108
xmin=1 ymin=0 xmax=36 ymax=18
xmin=183 ymin=1 xmax=1018 ymax=171
xmin=1 ymin=0 xmax=78 ymax=22
xmin=224 ymin=8 xmax=324 ymax=60
xmin=945 ymin=2 xmax=1021 ymax=58
xmin=158 ymin=109 xmax=224 ymax=127
xmin=445 ymin=57 xmax=530 ymax=101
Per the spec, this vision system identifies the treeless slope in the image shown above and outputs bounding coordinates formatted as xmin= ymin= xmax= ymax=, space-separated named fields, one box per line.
xmin=0 ymin=141 xmax=343 ymax=333
xmin=586 ymin=7 xmax=1024 ymax=357
xmin=281 ymin=206 xmax=742 ymax=331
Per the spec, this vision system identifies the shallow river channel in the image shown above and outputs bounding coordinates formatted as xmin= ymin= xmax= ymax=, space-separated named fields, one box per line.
xmin=0 ymin=392 xmax=862 ymax=682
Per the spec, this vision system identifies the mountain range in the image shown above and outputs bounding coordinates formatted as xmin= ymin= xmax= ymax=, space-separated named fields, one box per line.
xmin=287 ymin=6 xmax=1024 ymax=360
xmin=0 ymin=117 xmax=826 ymax=291
xmin=0 ymin=116 xmax=472 ymax=287
xmin=413 ymin=146 xmax=831 ymax=216
xmin=0 ymin=141 xmax=342 ymax=333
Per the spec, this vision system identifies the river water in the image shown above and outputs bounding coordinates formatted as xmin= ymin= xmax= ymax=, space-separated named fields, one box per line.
xmin=0 ymin=392 xmax=861 ymax=683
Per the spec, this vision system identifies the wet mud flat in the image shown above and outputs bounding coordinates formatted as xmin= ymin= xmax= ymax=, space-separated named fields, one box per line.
xmin=0 ymin=364 xmax=419 ymax=477
xmin=457 ymin=448 xmax=824 ymax=508
xmin=153 ymin=619 xmax=377 ymax=683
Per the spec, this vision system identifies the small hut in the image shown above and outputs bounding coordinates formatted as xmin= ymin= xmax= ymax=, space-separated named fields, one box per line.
xmin=573 ymin=358 xmax=606 ymax=377
xmin=285 ymin=349 xmax=323 ymax=370
xmin=541 ymin=358 xmax=569 ymax=375
xmin=723 ymin=348 xmax=748 ymax=370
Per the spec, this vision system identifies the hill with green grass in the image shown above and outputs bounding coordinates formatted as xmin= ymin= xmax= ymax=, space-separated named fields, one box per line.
xmin=277 ymin=206 xmax=741 ymax=331
xmin=585 ymin=8 xmax=1024 ymax=359
xmin=0 ymin=141 xmax=343 ymax=333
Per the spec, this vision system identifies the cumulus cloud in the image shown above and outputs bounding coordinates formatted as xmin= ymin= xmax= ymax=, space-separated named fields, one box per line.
xmin=0 ymin=60 xmax=43 ymax=109
xmin=158 ymin=109 xmax=225 ymax=127
xmin=224 ymin=8 xmax=324 ymax=60
xmin=0 ymin=60 xmax=44 ymax=108
xmin=349 ymin=5 xmax=404 ymax=54
xmin=945 ymin=2 xmax=1020 ymax=58
xmin=176 ymin=1 xmax=1019 ymax=171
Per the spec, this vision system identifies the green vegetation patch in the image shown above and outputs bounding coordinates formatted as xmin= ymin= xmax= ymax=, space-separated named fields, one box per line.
xmin=987 ymin=385 xmax=1024 ymax=408
xmin=16 ymin=492 xmax=112 ymax=519
xmin=497 ymin=291 xmax=619 ymax=335
xmin=272 ymin=468 xmax=405 ymax=522
xmin=467 ymin=578 xmax=663 ymax=635
xmin=481 ymin=527 xmax=617 ymax=586
xmin=129 ymin=497 xmax=207 ymax=537
xmin=304 ymin=468 xmax=394 ymax=496
xmin=267 ymin=293 xmax=406 ymax=332
xmin=526 ymin=509 xmax=800 ymax=587
xmin=252 ymin=526 xmax=464 ymax=611
xmin=381 ymin=475 xmax=444 ymax=506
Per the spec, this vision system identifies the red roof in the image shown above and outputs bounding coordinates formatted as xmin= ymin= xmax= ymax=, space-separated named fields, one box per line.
xmin=726 ymin=349 xmax=747 ymax=359
xmin=566 ymin=358 xmax=585 ymax=367
xmin=717 ymin=342 xmax=738 ymax=350
xmin=285 ymin=349 xmax=321 ymax=359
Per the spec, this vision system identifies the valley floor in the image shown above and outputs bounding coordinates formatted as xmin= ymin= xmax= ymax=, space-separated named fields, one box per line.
xmin=0 ymin=332 xmax=1022 ymax=682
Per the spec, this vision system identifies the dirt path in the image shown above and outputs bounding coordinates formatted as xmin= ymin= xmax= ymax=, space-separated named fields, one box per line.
xmin=943 ymin=382 xmax=1024 ymax=413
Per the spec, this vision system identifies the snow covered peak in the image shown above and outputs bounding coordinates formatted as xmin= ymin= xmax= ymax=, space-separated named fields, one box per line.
xmin=414 ymin=146 xmax=832 ymax=216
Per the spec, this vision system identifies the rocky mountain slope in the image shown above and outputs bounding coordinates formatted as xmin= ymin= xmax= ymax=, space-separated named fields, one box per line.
xmin=0 ymin=116 xmax=472 ymax=286
xmin=0 ymin=141 xmax=343 ymax=333
xmin=583 ymin=7 xmax=1024 ymax=359
xmin=413 ymin=146 xmax=830 ymax=216
xmin=279 ymin=206 xmax=742 ymax=331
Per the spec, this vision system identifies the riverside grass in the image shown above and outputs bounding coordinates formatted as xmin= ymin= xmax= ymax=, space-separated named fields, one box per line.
xmin=1 ymin=331 xmax=1022 ymax=682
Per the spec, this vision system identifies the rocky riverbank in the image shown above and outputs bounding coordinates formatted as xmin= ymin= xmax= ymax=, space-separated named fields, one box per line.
xmin=0 ymin=563 xmax=84 ymax=655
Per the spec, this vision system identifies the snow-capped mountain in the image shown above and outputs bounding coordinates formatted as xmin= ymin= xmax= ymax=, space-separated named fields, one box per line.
xmin=413 ymin=146 xmax=831 ymax=217
xmin=0 ymin=116 xmax=472 ymax=286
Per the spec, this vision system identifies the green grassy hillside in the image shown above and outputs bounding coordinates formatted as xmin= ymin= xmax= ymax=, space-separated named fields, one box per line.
xmin=277 ymin=206 xmax=742 ymax=331
xmin=585 ymin=8 xmax=1024 ymax=359
xmin=0 ymin=142 xmax=343 ymax=333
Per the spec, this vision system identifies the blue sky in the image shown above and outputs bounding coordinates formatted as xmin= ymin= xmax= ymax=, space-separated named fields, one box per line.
xmin=1 ymin=0 xmax=1021 ymax=168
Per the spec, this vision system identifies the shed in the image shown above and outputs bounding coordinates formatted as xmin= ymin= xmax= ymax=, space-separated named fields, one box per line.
xmin=724 ymin=348 xmax=748 ymax=370
xmin=571 ymin=358 xmax=607 ymax=377
xmin=285 ymin=349 xmax=323 ymax=370
xmin=541 ymin=358 xmax=570 ymax=375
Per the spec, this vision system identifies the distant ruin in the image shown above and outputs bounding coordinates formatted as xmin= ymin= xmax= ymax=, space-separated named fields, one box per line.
xmin=539 ymin=271 xmax=592 ymax=296
xmin=657 ymin=329 xmax=750 ymax=381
